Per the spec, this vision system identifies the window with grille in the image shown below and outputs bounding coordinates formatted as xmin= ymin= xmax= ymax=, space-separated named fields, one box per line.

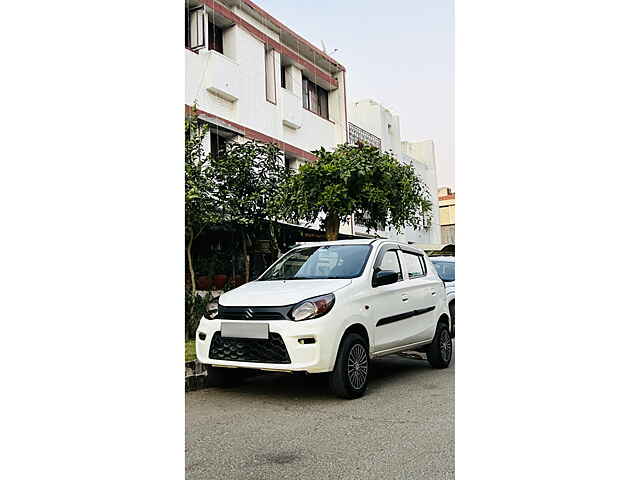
xmin=302 ymin=76 xmax=329 ymax=119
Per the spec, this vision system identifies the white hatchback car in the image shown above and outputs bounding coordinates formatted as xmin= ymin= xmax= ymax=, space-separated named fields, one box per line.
xmin=196 ymin=239 xmax=453 ymax=398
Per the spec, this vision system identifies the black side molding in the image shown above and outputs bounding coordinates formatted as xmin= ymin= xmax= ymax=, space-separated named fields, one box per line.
xmin=376 ymin=306 xmax=435 ymax=327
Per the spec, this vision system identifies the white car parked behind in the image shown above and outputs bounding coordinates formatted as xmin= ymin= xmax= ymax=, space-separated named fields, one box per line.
xmin=196 ymin=239 xmax=453 ymax=399
xmin=430 ymin=256 xmax=455 ymax=338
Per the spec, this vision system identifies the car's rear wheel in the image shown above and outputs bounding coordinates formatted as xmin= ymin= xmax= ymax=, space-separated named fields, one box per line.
xmin=426 ymin=322 xmax=453 ymax=368
xmin=204 ymin=365 xmax=244 ymax=388
xmin=329 ymin=333 xmax=369 ymax=399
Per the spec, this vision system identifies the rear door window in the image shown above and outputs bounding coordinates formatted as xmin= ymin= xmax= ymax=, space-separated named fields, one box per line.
xmin=401 ymin=252 xmax=426 ymax=279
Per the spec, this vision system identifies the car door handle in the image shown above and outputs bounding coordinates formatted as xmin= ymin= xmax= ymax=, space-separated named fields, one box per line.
xmin=431 ymin=290 xmax=437 ymax=296
xmin=401 ymin=294 xmax=409 ymax=302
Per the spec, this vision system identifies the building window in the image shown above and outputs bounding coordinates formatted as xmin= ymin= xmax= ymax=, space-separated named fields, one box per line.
xmin=302 ymin=76 xmax=329 ymax=119
xmin=208 ymin=21 xmax=223 ymax=54
xmin=265 ymin=48 xmax=277 ymax=104
xmin=187 ymin=6 xmax=206 ymax=50
xmin=210 ymin=131 xmax=227 ymax=159
xmin=281 ymin=65 xmax=287 ymax=89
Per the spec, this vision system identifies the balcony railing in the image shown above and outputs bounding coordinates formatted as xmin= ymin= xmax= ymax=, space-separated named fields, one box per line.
xmin=347 ymin=122 xmax=381 ymax=149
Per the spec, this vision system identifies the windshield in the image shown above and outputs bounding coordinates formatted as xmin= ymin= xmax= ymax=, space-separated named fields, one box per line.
xmin=432 ymin=260 xmax=455 ymax=282
xmin=259 ymin=245 xmax=372 ymax=281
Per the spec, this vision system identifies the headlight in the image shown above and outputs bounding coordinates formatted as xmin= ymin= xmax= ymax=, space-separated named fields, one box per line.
xmin=203 ymin=301 xmax=217 ymax=320
xmin=289 ymin=293 xmax=335 ymax=321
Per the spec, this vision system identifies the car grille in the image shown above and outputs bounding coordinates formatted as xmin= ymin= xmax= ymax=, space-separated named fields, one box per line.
xmin=209 ymin=332 xmax=291 ymax=364
xmin=216 ymin=305 xmax=288 ymax=321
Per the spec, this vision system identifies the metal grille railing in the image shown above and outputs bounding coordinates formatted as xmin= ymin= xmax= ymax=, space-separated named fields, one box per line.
xmin=348 ymin=122 xmax=382 ymax=150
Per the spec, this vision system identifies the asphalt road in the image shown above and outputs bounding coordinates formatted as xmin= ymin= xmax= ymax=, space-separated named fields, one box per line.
xmin=186 ymin=347 xmax=454 ymax=480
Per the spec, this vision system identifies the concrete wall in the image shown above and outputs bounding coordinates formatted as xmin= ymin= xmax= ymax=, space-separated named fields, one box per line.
xmin=185 ymin=8 xmax=346 ymax=158
xmin=349 ymin=99 xmax=442 ymax=245
xmin=186 ymin=2 xmax=351 ymax=237
xmin=439 ymin=192 xmax=455 ymax=245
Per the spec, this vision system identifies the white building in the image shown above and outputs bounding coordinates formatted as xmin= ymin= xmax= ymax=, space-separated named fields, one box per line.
xmin=184 ymin=2 xmax=439 ymax=244
xmin=185 ymin=0 xmax=352 ymax=237
xmin=348 ymin=99 xmax=442 ymax=245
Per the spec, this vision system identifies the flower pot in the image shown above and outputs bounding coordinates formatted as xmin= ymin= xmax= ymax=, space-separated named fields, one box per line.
xmin=213 ymin=274 xmax=228 ymax=290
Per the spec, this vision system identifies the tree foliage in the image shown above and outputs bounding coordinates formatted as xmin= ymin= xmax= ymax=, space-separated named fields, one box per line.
xmin=276 ymin=143 xmax=432 ymax=240
xmin=185 ymin=113 xmax=219 ymax=293
xmin=210 ymin=140 xmax=289 ymax=226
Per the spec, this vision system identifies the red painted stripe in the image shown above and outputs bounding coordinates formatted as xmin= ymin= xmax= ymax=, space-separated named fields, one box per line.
xmin=204 ymin=0 xmax=338 ymax=88
xmin=187 ymin=105 xmax=318 ymax=162
xmin=438 ymin=195 xmax=456 ymax=201
xmin=239 ymin=0 xmax=345 ymax=71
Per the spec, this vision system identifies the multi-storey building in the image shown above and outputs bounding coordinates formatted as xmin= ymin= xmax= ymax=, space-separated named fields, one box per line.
xmin=438 ymin=187 xmax=455 ymax=245
xmin=348 ymin=99 xmax=442 ymax=245
xmin=185 ymin=0 xmax=347 ymax=171
xmin=185 ymin=1 xmax=442 ymax=246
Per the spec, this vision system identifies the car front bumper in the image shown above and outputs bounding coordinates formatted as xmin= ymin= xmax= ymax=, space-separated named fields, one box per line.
xmin=195 ymin=315 xmax=341 ymax=373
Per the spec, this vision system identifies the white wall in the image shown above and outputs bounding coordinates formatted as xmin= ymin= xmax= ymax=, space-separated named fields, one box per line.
xmin=186 ymin=6 xmax=350 ymax=237
xmin=349 ymin=99 xmax=442 ymax=245
xmin=185 ymin=11 xmax=346 ymax=158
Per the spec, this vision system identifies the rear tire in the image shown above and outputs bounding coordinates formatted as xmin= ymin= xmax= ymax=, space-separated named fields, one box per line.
xmin=204 ymin=365 xmax=243 ymax=388
xmin=329 ymin=333 xmax=369 ymax=399
xmin=426 ymin=322 xmax=453 ymax=369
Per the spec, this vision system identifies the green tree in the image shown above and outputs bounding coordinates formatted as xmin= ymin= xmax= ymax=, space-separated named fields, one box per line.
xmin=185 ymin=112 xmax=219 ymax=294
xmin=210 ymin=140 xmax=289 ymax=282
xmin=277 ymin=143 xmax=432 ymax=240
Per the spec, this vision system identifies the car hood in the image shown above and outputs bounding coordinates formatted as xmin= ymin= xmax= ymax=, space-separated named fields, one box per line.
xmin=219 ymin=279 xmax=353 ymax=307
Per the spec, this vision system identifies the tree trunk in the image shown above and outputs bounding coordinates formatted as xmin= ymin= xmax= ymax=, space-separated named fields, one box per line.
xmin=186 ymin=228 xmax=196 ymax=295
xmin=325 ymin=212 xmax=340 ymax=241
xmin=268 ymin=222 xmax=281 ymax=258
xmin=241 ymin=229 xmax=251 ymax=283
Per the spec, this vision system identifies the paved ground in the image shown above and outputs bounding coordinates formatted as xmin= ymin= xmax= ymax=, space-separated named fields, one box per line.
xmin=186 ymin=347 xmax=454 ymax=480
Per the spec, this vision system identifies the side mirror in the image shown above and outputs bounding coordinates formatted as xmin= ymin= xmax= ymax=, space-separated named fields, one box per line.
xmin=373 ymin=269 xmax=399 ymax=287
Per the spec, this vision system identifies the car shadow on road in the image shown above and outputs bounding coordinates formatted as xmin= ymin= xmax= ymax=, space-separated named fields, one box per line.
xmin=199 ymin=352 xmax=452 ymax=401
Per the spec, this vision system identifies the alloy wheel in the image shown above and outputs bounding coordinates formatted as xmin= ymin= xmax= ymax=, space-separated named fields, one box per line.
xmin=439 ymin=329 xmax=452 ymax=362
xmin=347 ymin=343 xmax=368 ymax=389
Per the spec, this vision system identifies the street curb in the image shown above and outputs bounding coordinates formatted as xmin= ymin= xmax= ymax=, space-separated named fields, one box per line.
xmin=185 ymin=360 xmax=208 ymax=392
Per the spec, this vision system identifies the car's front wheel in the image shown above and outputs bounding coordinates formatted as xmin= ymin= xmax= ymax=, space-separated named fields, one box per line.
xmin=426 ymin=322 xmax=453 ymax=368
xmin=329 ymin=333 xmax=369 ymax=399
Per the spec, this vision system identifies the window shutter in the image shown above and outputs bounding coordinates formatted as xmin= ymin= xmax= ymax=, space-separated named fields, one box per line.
xmin=189 ymin=6 xmax=206 ymax=50
xmin=302 ymin=78 xmax=309 ymax=109
xmin=265 ymin=48 xmax=277 ymax=103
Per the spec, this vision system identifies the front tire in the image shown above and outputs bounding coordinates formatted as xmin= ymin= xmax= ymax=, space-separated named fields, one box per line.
xmin=426 ymin=322 xmax=453 ymax=368
xmin=329 ymin=333 xmax=369 ymax=399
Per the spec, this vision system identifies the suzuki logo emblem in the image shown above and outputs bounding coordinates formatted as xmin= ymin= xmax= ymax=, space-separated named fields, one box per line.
xmin=244 ymin=308 xmax=254 ymax=319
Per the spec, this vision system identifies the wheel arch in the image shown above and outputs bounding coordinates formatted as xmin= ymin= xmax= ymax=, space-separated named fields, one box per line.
xmin=438 ymin=313 xmax=451 ymax=332
xmin=328 ymin=321 xmax=372 ymax=371
xmin=342 ymin=323 xmax=370 ymax=350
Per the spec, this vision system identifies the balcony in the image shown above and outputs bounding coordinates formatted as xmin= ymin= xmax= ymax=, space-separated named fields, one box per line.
xmin=186 ymin=49 xmax=240 ymax=103
xmin=206 ymin=51 xmax=240 ymax=102
xmin=348 ymin=122 xmax=381 ymax=150
xmin=281 ymin=88 xmax=302 ymax=130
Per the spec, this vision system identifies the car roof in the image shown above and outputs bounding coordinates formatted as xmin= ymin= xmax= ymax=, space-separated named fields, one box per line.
xmin=294 ymin=239 xmax=376 ymax=247
xmin=429 ymin=256 xmax=455 ymax=262
xmin=294 ymin=239 xmax=422 ymax=251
